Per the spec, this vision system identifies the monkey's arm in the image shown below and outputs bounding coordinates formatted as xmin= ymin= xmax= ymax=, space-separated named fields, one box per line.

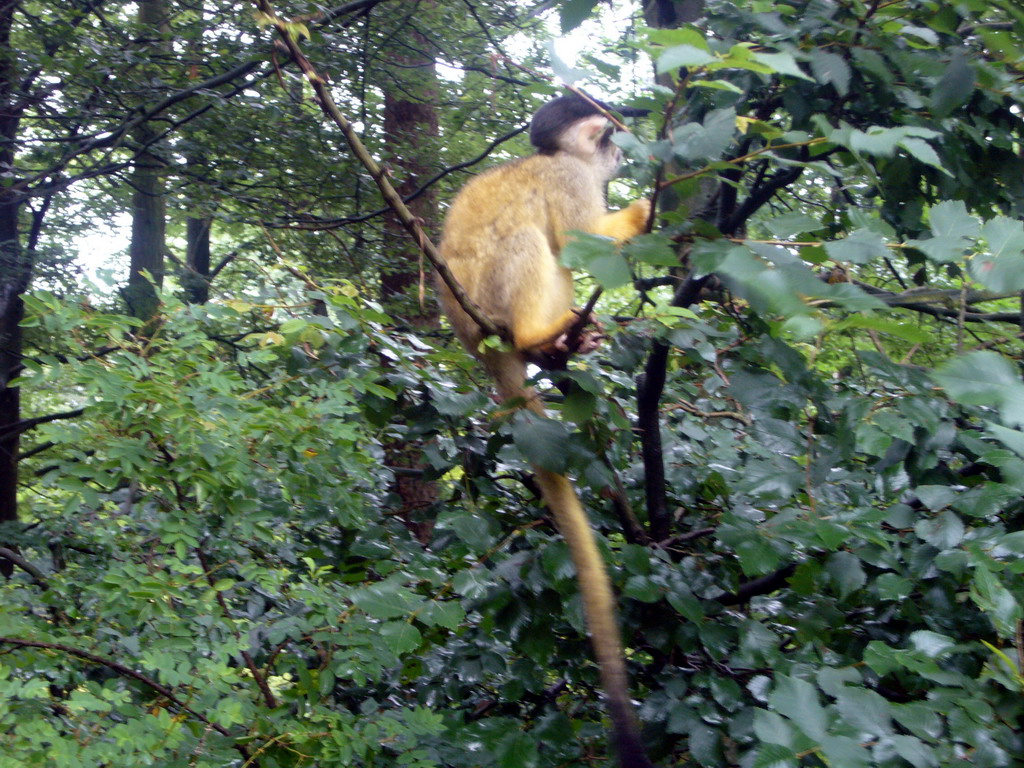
xmin=589 ymin=199 xmax=650 ymax=243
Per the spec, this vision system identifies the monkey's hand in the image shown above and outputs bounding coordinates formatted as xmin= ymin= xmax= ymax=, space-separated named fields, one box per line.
xmin=527 ymin=313 xmax=604 ymax=370
xmin=626 ymin=198 xmax=652 ymax=231
xmin=562 ymin=311 xmax=604 ymax=355
xmin=592 ymin=198 xmax=652 ymax=242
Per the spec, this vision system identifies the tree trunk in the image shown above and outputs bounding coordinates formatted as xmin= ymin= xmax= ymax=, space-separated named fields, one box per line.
xmin=380 ymin=29 xmax=439 ymax=327
xmin=379 ymin=17 xmax=441 ymax=541
xmin=185 ymin=216 xmax=212 ymax=304
xmin=124 ymin=0 xmax=170 ymax=323
xmin=0 ymin=2 xmax=24 ymax=526
xmin=0 ymin=1 xmax=26 ymax=568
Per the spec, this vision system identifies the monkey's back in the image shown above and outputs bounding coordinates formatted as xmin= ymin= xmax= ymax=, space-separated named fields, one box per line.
xmin=438 ymin=152 xmax=608 ymax=350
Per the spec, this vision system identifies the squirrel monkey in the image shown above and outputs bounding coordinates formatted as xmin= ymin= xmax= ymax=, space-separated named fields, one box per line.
xmin=437 ymin=95 xmax=653 ymax=768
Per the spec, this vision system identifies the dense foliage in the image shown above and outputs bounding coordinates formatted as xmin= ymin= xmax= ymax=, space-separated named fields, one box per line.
xmin=1 ymin=1 xmax=1023 ymax=767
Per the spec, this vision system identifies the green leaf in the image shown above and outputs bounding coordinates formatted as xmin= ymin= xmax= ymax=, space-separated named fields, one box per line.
xmin=916 ymin=485 xmax=955 ymax=510
xmin=819 ymin=735 xmax=871 ymax=767
xmin=970 ymin=217 xmax=1024 ymax=291
xmin=914 ymin=510 xmax=965 ymax=549
xmin=657 ymin=44 xmax=716 ymax=73
xmin=379 ymin=621 xmax=422 ymax=655
xmin=982 ymin=216 xmax=1024 ymax=258
xmin=930 ymin=49 xmax=974 ymax=118
xmin=986 ymin=423 xmax=1024 ymax=458
xmin=561 ymin=232 xmax=631 ymax=290
xmin=934 ymin=351 xmax=1024 ymax=427
xmin=898 ymin=137 xmax=948 ymax=174
xmin=765 ymin=212 xmax=819 ymax=238
xmin=626 ymin=232 xmax=679 ymax=267
xmin=511 ymin=411 xmax=571 ymax=473
xmin=769 ymin=676 xmax=827 ymax=740
xmin=826 ymin=551 xmax=866 ymax=599
xmin=909 ymin=630 xmax=956 ymax=658
xmin=623 ymin=575 xmax=662 ymax=603
xmin=929 ymin=200 xmax=980 ymax=240
xmin=901 ymin=24 xmax=940 ymax=46
xmin=497 ymin=731 xmax=539 ymax=768
xmin=558 ymin=0 xmax=599 ymax=32
xmin=876 ymin=573 xmax=913 ymax=600
xmin=752 ymin=50 xmax=812 ymax=81
xmin=543 ymin=40 xmax=591 ymax=84
xmin=666 ymin=586 xmax=705 ymax=623
xmin=688 ymin=721 xmax=722 ymax=766
xmin=644 ymin=27 xmax=710 ymax=48
xmin=889 ymin=734 xmax=938 ymax=767
xmin=562 ymin=388 xmax=596 ymax=423
xmin=824 ymin=229 xmax=890 ymax=264
xmin=690 ymin=78 xmax=743 ymax=93
xmin=351 ymin=579 xmax=421 ymax=619
xmin=830 ymin=315 xmax=932 ymax=344
xmin=852 ymin=47 xmax=894 ymax=82
xmin=691 ymin=240 xmax=753 ymax=276
xmin=849 ymin=127 xmax=902 ymax=157
xmin=753 ymin=709 xmax=796 ymax=747
xmin=972 ymin=251 xmax=1024 ymax=291
xmin=753 ymin=742 xmax=798 ymax=768
xmin=970 ymin=565 xmax=1022 ymax=637
xmin=809 ymin=49 xmax=850 ymax=95
xmin=419 ymin=600 xmax=465 ymax=630
xmin=672 ymin=107 xmax=736 ymax=162
xmin=907 ymin=235 xmax=968 ymax=264
xmin=893 ymin=703 xmax=944 ymax=740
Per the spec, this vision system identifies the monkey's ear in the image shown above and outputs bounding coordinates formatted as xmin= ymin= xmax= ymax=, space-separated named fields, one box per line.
xmin=579 ymin=115 xmax=608 ymax=140
xmin=573 ymin=114 xmax=610 ymax=154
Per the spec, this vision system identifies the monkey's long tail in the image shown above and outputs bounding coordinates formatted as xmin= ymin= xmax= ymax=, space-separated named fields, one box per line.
xmin=486 ymin=352 xmax=653 ymax=768
xmin=532 ymin=468 xmax=654 ymax=768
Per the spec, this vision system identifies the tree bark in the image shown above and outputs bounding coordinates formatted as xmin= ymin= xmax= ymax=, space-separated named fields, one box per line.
xmin=379 ymin=13 xmax=440 ymax=541
xmin=124 ymin=0 xmax=170 ymax=323
xmin=185 ymin=216 xmax=212 ymax=304
xmin=0 ymin=1 xmax=26 ymax=538
xmin=380 ymin=53 xmax=440 ymax=324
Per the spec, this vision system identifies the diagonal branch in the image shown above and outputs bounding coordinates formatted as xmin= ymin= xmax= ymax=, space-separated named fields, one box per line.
xmin=0 ymin=408 xmax=84 ymax=440
xmin=255 ymin=0 xmax=507 ymax=343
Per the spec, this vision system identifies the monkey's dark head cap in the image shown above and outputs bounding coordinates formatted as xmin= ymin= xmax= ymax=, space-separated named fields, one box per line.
xmin=529 ymin=94 xmax=648 ymax=154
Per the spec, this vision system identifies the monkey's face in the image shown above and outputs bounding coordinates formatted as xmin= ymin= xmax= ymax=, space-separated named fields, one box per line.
xmin=564 ymin=115 xmax=623 ymax=180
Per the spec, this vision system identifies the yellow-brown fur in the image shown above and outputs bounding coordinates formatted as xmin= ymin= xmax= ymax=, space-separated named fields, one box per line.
xmin=437 ymin=97 xmax=652 ymax=768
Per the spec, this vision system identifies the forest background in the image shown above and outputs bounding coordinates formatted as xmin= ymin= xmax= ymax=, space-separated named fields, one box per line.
xmin=1 ymin=1 xmax=1023 ymax=766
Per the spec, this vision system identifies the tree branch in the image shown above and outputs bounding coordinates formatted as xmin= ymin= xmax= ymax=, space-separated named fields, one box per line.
xmin=715 ymin=564 xmax=796 ymax=605
xmin=256 ymin=0 xmax=507 ymax=343
xmin=0 ymin=408 xmax=84 ymax=440
xmin=721 ymin=165 xmax=804 ymax=236
xmin=0 ymin=547 xmax=47 ymax=588
xmin=0 ymin=636 xmax=252 ymax=761
xmin=636 ymin=274 xmax=710 ymax=542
